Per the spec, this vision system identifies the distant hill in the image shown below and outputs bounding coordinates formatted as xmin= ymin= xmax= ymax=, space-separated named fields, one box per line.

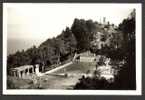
xmin=7 ymin=38 xmax=43 ymax=55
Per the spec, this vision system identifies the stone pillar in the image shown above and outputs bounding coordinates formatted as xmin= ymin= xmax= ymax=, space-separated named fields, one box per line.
xmin=42 ymin=66 xmax=45 ymax=72
xmin=22 ymin=71 xmax=25 ymax=78
xmin=35 ymin=64 xmax=40 ymax=76
xmin=27 ymin=68 xmax=30 ymax=75
xmin=13 ymin=71 xmax=16 ymax=77
xmin=18 ymin=71 xmax=21 ymax=78
xmin=32 ymin=67 xmax=34 ymax=73
xmin=15 ymin=71 xmax=17 ymax=77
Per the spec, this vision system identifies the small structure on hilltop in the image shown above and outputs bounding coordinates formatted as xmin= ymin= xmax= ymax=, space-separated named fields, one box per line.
xmin=74 ymin=51 xmax=96 ymax=63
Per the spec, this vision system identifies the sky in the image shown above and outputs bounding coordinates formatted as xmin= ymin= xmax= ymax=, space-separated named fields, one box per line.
xmin=5 ymin=3 xmax=135 ymax=41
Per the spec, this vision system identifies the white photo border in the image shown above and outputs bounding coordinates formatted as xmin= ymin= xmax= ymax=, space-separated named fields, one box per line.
xmin=3 ymin=3 xmax=142 ymax=95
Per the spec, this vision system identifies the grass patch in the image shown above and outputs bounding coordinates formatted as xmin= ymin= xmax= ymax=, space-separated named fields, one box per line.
xmin=53 ymin=62 xmax=96 ymax=74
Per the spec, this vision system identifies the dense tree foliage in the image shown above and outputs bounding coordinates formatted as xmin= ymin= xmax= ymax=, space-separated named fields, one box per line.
xmin=115 ymin=11 xmax=136 ymax=89
xmin=71 ymin=18 xmax=96 ymax=51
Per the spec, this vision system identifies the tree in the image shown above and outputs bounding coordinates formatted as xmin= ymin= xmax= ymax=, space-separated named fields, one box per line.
xmin=115 ymin=10 xmax=136 ymax=89
xmin=71 ymin=18 xmax=95 ymax=51
xmin=61 ymin=27 xmax=77 ymax=55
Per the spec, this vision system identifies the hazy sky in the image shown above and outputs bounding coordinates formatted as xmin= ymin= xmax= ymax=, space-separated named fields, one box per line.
xmin=5 ymin=3 xmax=135 ymax=41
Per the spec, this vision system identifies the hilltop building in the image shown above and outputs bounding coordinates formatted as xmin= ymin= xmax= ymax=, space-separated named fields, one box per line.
xmin=73 ymin=51 xmax=96 ymax=63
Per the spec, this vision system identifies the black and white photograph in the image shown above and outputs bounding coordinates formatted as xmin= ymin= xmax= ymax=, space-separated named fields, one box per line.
xmin=3 ymin=3 xmax=141 ymax=95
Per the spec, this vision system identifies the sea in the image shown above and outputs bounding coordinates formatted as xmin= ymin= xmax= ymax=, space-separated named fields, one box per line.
xmin=7 ymin=38 xmax=45 ymax=56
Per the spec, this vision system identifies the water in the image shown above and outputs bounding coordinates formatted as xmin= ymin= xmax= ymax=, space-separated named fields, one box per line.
xmin=7 ymin=38 xmax=44 ymax=55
